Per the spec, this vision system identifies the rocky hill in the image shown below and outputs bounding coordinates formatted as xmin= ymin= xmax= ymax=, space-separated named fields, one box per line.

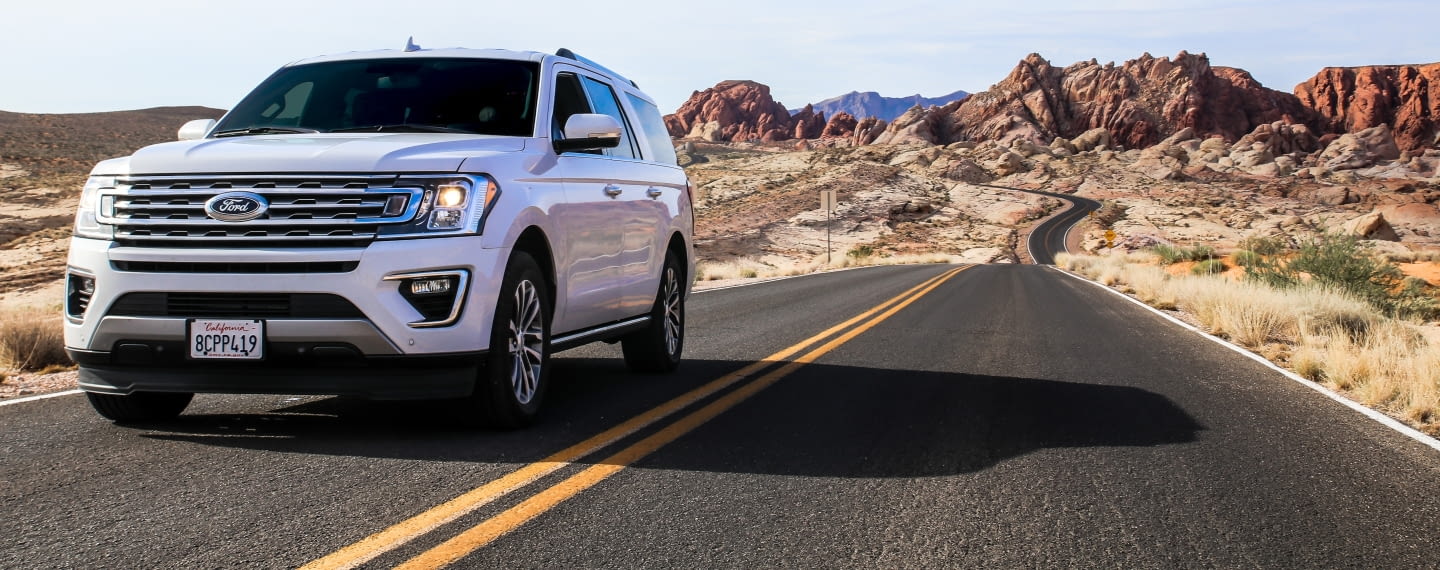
xmin=1295 ymin=63 xmax=1440 ymax=153
xmin=668 ymin=53 xmax=1440 ymax=162
xmin=663 ymin=80 xmax=823 ymax=142
xmin=791 ymin=89 xmax=970 ymax=122
xmin=0 ymin=106 xmax=225 ymax=175
xmin=875 ymin=51 xmax=1318 ymax=149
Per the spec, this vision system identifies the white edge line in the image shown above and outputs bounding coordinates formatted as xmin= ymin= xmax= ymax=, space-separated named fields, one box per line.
xmin=1048 ymin=266 xmax=1440 ymax=454
xmin=0 ymin=389 xmax=83 ymax=407
xmin=693 ymin=264 xmax=904 ymax=293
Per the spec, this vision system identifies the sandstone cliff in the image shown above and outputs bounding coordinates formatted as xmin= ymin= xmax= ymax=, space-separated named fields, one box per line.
xmin=884 ymin=51 xmax=1317 ymax=150
xmin=664 ymin=80 xmax=810 ymax=143
xmin=1295 ymin=64 xmax=1440 ymax=153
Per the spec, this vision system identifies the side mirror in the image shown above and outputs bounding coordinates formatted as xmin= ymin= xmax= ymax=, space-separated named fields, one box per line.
xmin=178 ymin=119 xmax=217 ymax=141
xmin=553 ymin=114 xmax=622 ymax=153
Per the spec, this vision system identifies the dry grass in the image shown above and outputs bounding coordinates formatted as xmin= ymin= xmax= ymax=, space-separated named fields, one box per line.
xmin=1059 ymin=251 xmax=1440 ymax=435
xmin=0 ymin=310 xmax=71 ymax=372
xmin=697 ymin=252 xmax=961 ymax=282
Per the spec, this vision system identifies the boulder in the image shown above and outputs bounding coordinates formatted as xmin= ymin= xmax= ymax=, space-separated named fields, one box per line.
xmin=1341 ymin=210 xmax=1401 ymax=241
xmin=1319 ymin=124 xmax=1403 ymax=171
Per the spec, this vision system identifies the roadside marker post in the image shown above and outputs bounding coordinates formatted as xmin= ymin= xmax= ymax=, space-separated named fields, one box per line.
xmin=820 ymin=190 xmax=836 ymax=265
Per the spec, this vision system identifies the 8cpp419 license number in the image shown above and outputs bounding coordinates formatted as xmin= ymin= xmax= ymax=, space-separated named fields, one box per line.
xmin=188 ymin=319 xmax=264 ymax=360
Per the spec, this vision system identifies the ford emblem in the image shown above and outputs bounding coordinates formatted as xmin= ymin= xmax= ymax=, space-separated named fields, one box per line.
xmin=205 ymin=192 xmax=269 ymax=222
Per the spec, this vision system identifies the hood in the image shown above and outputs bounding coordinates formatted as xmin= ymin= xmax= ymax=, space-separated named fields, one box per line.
xmin=125 ymin=133 xmax=528 ymax=174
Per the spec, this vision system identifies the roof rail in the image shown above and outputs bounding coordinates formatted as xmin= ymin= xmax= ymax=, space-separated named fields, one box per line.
xmin=555 ymin=48 xmax=639 ymax=89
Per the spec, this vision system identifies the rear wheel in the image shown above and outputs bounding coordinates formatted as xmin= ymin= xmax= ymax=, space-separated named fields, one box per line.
xmin=622 ymin=251 xmax=685 ymax=373
xmin=86 ymin=391 xmax=193 ymax=423
xmin=468 ymin=250 xmax=551 ymax=428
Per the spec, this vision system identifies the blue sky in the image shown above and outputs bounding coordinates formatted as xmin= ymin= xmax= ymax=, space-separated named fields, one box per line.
xmin=4 ymin=0 xmax=1436 ymax=115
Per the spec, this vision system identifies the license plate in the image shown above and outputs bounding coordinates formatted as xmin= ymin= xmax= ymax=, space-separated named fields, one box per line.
xmin=188 ymin=319 xmax=264 ymax=360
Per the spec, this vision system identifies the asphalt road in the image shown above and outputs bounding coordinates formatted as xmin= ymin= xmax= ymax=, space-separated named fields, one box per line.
xmin=995 ymin=185 xmax=1102 ymax=265
xmin=5 ymin=264 xmax=1440 ymax=568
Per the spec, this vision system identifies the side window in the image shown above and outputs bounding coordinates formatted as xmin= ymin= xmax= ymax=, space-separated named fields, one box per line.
xmin=579 ymin=76 xmax=638 ymax=160
xmin=552 ymin=72 xmax=593 ymax=144
xmin=624 ymin=93 xmax=678 ymax=165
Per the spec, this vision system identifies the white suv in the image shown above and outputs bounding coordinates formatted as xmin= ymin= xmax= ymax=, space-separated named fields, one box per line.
xmin=64 ymin=46 xmax=693 ymax=427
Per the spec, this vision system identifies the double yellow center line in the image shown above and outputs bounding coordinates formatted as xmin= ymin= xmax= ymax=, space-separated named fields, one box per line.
xmin=304 ymin=264 xmax=970 ymax=569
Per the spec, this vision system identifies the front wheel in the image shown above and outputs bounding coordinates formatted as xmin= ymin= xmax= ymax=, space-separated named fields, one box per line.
xmin=467 ymin=250 xmax=551 ymax=429
xmin=86 ymin=391 xmax=193 ymax=423
xmin=622 ymin=251 xmax=685 ymax=373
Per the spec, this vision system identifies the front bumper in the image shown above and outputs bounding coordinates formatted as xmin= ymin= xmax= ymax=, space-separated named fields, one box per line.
xmin=72 ymin=347 xmax=481 ymax=399
xmin=64 ymin=234 xmax=509 ymax=398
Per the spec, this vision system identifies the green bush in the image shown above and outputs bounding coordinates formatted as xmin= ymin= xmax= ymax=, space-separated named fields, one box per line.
xmin=847 ymin=245 xmax=875 ymax=259
xmin=1245 ymin=231 xmax=1440 ymax=319
xmin=1152 ymin=244 xmax=1215 ymax=264
xmin=1191 ymin=259 xmax=1225 ymax=276
xmin=1152 ymin=244 xmax=1186 ymax=264
xmin=1232 ymin=250 xmax=1263 ymax=268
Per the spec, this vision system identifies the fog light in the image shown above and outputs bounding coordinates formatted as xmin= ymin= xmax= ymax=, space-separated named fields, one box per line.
xmin=428 ymin=208 xmax=464 ymax=229
xmin=409 ymin=277 xmax=453 ymax=295
xmin=66 ymin=273 xmax=96 ymax=317
xmin=436 ymin=183 xmax=468 ymax=208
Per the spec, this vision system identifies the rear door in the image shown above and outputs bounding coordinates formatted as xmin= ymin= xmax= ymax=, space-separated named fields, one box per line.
xmin=550 ymin=69 xmax=626 ymax=331
xmin=574 ymin=76 xmax=666 ymax=318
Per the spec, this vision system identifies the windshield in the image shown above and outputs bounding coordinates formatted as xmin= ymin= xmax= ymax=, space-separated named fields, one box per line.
xmin=213 ymin=58 xmax=539 ymax=137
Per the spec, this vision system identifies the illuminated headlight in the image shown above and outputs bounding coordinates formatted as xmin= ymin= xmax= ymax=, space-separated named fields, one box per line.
xmin=435 ymin=183 xmax=467 ymax=208
xmin=377 ymin=175 xmax=500 ymax=239
xmin=74 ymin=176 xmax=116 ymax=240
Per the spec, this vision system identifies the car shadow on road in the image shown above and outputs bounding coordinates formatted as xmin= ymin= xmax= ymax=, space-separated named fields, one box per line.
xmin=135 ymin=358 xmax=1203 ymax=477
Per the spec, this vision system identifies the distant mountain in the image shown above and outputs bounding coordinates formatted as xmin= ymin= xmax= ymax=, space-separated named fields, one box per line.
xmin=790 ymin=90 xmax=969 ymax=122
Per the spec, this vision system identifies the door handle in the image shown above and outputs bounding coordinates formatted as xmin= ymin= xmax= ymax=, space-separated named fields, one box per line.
xmin=645 ymin=187 xmax=663 ymax=199
xmin=603 ymin=185 xmax=622 ymax=197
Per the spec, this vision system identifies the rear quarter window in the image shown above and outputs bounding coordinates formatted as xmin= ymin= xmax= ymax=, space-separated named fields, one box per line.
xmin=624 ymin=93 xmax=678 ymax=166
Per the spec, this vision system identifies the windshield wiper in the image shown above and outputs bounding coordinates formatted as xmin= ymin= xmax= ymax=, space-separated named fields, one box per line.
xmin=212 ymin=126 xmax=321 ymax=138
xmin=329 ymin=124 xmax=475 ymax=134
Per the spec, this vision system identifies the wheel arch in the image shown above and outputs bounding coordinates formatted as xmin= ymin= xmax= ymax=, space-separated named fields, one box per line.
xmin=664 ymin=232 xmax=690 ymax=285
xmin=513 ymin=226 xmax=557 ymax=304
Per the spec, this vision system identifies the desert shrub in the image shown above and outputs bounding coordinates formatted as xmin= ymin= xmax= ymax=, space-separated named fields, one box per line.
xmin=1152 ymin=244 xmax=1215 ymax=264
xmin=739 ymin=268 xmax=758 ymax=279
xmin=1152 ymin=244 xmax=1186 ymax=264
xmin=1244 ymin=232 xmax=1439 ymax=319
xmin=1191 ymin=259 xmax=1225 ymax=276
xmin=1239 ymin=235 xmax=1288 ymax=256
xmin=847 ymin=245 xmax=876 ymax=259
xmin=1232 ymin=249 xmax=1263 ymax=268
xmin=0 ymin=312 xmax=71 ymax=372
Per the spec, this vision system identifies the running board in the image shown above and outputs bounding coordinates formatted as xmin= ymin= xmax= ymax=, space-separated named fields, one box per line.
xmin=551 ymin=316 xmax=650 ymax=352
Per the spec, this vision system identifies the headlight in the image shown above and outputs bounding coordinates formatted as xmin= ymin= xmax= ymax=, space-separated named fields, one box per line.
xmin=74 ymin=176 xmax=116 ymax=240
xmin=376 ymin=175 xmax=500 ymax=239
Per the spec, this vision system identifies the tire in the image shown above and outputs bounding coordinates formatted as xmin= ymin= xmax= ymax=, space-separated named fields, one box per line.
xmin=468 ymin=250 xmax=551 ymax=429
xmin=622 ymin=251 xmax=685 ymax=373
xmin=86 ymin=391 xmax=193 ymax=423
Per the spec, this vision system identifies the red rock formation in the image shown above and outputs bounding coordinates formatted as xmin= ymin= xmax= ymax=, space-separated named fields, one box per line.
xmin=852 ymin=116 xmax=887 ymax=145
xmin=1294 ymin=64 xmax=1440 ymax=152
xmin=663 ymin=80 xmax=803 ymax=142
xmin=820 ymin=112 xmax=858 ymax=139
xmin=790 ymin=104 xmax=826 ymax=140
xmin=935 ymin=51 xmax=1316 ymax=149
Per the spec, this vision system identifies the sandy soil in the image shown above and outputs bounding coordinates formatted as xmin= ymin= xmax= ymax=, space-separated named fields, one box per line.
xmin=0 ymin=369 xmax=78 ymax=399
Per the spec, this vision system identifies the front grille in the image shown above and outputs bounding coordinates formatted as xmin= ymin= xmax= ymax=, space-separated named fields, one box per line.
xmin=112 ymin=260 xmax=359 ymax=274
xmin=107 ymin=293 xmax=365 ymax=318
xmin=99 ymin=175 xmax=420 ymax=248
